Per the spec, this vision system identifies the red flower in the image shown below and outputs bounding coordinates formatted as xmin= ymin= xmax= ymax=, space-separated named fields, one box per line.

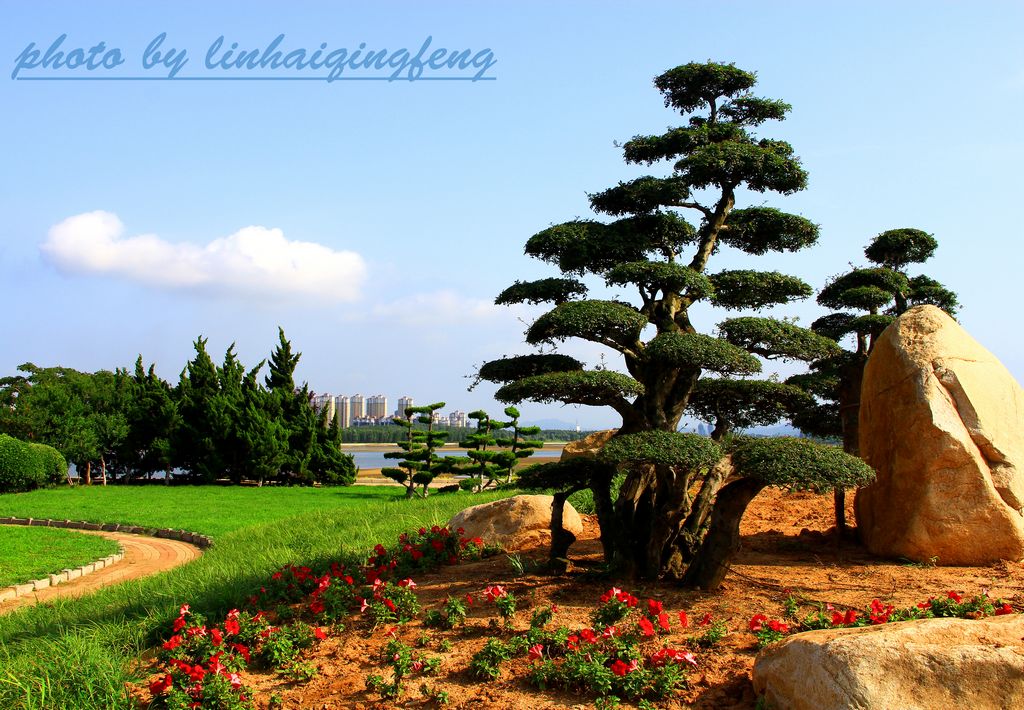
xmin=947 ymin=590 xmax=963 ymax=603
xmin=411 ymin=550 xmax=424 ymax=561
xmin=384 ymin=599 xmax=397 ymax=612
xmin=647 ymin=599 xmax=663 ymax=617
xmin=179 ymin=604 xmax=191 ymax=617
xmin=610 ymin=659 xmax=631 ymax=677
xmin=699 ymin=612 xmax=713 ymax=627
xmin=579 ymin=628 xmax=597 ymax=644
xmin=600 ymin=587 xmax=623 ymax=604
xmin=657 ymin=612 xmax=671 ymax=632
xmin=162 ymin=635 xmax=183 ymax=651
xmin=767 ymin=619 xmax=789 ymax=634
xmin=749 ymin=614 xmax=768 ymax=632
xmin=228 ymin=643 xmax=250 ymax=663
xmin=466 ymin=593 xmax=474 ymax=606
xmin=224 ymin=619 xmax=240 ymax=636
xmin=566 ymin=634 xmax=579 ymax=651
xmin=309 ymin=599 xmax=325 ymax=615
xmin=995 ymin=603 xmax=1014 ymax=615
xmin=398 ymin=578 xmax=416 ymax=589
xmin=210 ymin=628 xmax=223 ymax=646
xmin=650 ymin=648 xmax=698 ymax=669
xmin=830 ymin=612 xmax=844 ymax=626
xmin=149 ymin=673 xmax=173 ymax=695
xmin=173 ymin=617 xmax=187 ymax=632
xmin=483 ymin=585 xmax=507 ymax=602
xmin=412 ymin=660 xmax=424 ymax=672
xmin=313 ymin=626 xmax=328 ymax=640
xmin=601 ymin=625 xmax=617 ymax=639
xmin=843 ymin=609 xmax=858 ymax=625
xmin=419 ymin=527 xmax=427 ymax=535
xmin=638 ymin=617 xmax=656 ymax=637
xmin=528 ymin=643 xmax=544 ymax=660
xmin=678 ymin=611 xmax=689 ymax=628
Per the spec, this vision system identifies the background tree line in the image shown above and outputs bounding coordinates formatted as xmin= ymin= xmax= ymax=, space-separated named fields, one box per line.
xmin=0 ymin=328 xmax=355 ymax=486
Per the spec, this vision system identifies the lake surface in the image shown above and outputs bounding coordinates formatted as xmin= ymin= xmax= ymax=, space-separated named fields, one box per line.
xmin=348 ymin=446 xmax=563 ymax=470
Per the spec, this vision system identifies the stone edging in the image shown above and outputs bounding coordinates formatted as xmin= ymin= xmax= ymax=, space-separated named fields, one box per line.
xmin=0 ymin=517 xmax=212 ymax=604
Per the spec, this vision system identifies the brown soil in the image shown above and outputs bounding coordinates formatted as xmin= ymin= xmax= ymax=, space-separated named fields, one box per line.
xmin=195 ymin=489 xmax=1024 ymax=709
xmin=0 ymin=531 xmax=202 ymax=615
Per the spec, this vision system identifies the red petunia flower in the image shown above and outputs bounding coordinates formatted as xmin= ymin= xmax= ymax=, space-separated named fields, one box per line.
xmin=647 ymin=599 xmax=663 ymax=617
xmin=610 ymin=659 xmax=631 ymax=676
xmin=678 ymin=611 xmax=689 ymax=628
xmin=995 ymin=603 xmax=1014 ymax=615
xmin=528 ymin=643 xmax=544 ymax=660
xmin=162 ymin=634 xmax=183 ymax=651
xmin=749 ymin=614 xmax=768 ymax=632
xmin=947 ymin=590 xmax=963 ymax=603
xmin=699 ymin=612 xmax=713 ymax=627
xmin=149 ymin=673 xmax=173 ymax=695
xmin=657 ymin=612 xmax=671 ymax=631
xmin=313 ymin=626 xmax=327 ymax=640
xmin=638 ymin=617 xmax=656 ymax=637
xmin=767 ymin=619 xmax=789 ymax=634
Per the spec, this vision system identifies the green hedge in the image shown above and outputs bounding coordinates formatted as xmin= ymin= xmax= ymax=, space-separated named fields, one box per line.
xmin=0 ymin=434 xmax=66 ymax=493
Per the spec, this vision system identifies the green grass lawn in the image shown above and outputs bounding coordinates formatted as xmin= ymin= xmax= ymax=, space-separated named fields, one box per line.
xmin=0 ymin=485 xmax=405 ymax=538
xmin=0 ymin=484 xmax=515 ymax=709
xmin=0 ymin=527 xmax=120 ymax=588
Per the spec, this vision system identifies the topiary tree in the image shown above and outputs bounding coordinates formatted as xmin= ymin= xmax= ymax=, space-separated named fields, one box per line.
xmin=788 ymin=228 xmax=958 ymax=534
xmin=382 ymin=402 xmax=450 ymax=498
xmin=480 ymin=61 xmax=862 ymax=584
xmin=683 ymin=437 xmax=874 ymax=589
xmin=495 ymin=406 xmax=544 ymax=485
xmin=0 ymin=434 xmax=46 ymax=493
xmin=457 ymin=410 xmax=515 ymax=492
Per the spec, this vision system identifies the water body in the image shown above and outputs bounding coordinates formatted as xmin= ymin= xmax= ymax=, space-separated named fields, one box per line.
xmin=348 ymin=446 xmax=563 ymax=470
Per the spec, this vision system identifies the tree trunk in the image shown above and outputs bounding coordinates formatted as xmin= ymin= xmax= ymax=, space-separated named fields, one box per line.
xmin=101 ymin=456 xmax=107 ymax=486
xmin=679 ymin=455 xmax=732 ymax=558
xmin=549 ymin=488 xmax=582 ymax=565
xmin=591 ymin=476 xmax=616 ymax=561
xmin=85 ymin=461 xmax=92 ymax=486
xmin=835 ymin=355 xmax=866 ymax=537
xmin=682 ymin=477 xmax=766 ymax=590
xmin=612 ymin=464 xmax=659 ymax=578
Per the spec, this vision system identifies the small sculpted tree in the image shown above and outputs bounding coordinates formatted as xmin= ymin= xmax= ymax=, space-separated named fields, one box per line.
xmin=789 ymin=228 xmax=959 ymax=534
xmin=495 ymin=406 xmax=544 ymax=484
xmin=382 ymin=402 xmax=450 ymax=498
xmin=457 ymin=410 xmax=515 ymax=492
xmin=482 ymin=61 xmax=863 ymax=585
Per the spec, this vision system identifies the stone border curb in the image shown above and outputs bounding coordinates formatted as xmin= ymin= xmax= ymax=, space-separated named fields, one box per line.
xmin=0 ymin=517 xmax=212 ymax=604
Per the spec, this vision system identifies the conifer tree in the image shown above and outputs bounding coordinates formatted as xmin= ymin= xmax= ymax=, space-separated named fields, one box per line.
xmin=495 ymin=406 xmax=543 ymax=484
xmin=382 ymin=402 xmax=450 ymax=498
xmin=789 ymin=228 xmax=958 ymax=533
xmin=457 ymin=410 xmax=515 ymax=492
xmin=481 ymin=61 xmax=869 ymax=585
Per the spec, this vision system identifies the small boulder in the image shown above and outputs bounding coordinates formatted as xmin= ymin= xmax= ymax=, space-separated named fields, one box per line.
xmin=753 ymin=614 xmax=1024 ymax=710
xmin=857 ymin=305 xmax=1024 ymax=564
xmin=560 ymin=429 xmax=617 ymax=461
xmin=448 ymin=494 xmax=583 ymax=552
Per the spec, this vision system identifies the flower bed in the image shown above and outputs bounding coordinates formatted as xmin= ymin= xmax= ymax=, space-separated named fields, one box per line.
xmin=141 ymin=513 xmax=1023 ymax=709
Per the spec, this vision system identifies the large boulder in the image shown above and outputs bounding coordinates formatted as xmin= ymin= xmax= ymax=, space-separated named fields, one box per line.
xmin=447 ymin=494 xmax=583 ymax=552
xmin=752 ymin=614 xmax=1024 ymax=710
xmin=560 ymin=429 xmax=617 ymax=461
xmin=856 ymin=305 xmax=1024 ymax=564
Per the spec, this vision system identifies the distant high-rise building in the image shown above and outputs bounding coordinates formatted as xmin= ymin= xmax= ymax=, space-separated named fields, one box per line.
xmin=431 ymin=410 xmax=445 ymax=425
xmin=311 ymin=393 xmax=336 ymax=423
xmin=336 ymin=395 xmax=352 ymax=428
xmin=448 ymin=410 xmax=466 ymax=428
xmin=350 ymin=394 xmax=366 ymax=420
xmin=396 ymin=396 xmax=414 ymax=419
xmin=367 ymin=394 xmax=388 ymax=419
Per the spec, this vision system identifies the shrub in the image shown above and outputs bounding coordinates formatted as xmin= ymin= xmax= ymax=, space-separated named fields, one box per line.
xmin=0 ymin=434 xmax=46 ymax=493
xmin=30 ymin=442 xmax=67 ymax=485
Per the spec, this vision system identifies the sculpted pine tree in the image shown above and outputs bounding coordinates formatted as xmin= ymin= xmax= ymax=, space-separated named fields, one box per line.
xmin=789 ymin=228 xmax=959 ymax=533
xmin=457 ymin=410 xmax=515 ymax=492
xmin=382 ymin=402 xmax=450 ymax=497
xmin=496 ymin=406 xmax=544 ymax=484
xmin=481 ymin=62 xmax=868 ymax=586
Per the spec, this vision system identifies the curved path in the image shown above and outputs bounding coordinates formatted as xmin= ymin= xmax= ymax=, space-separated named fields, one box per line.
xmin=0 ymin=530 xmax=202 ymax=615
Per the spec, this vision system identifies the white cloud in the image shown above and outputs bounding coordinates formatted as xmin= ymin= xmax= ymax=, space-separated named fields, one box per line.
xmin=336 ymin=289 xmax=530 ymax=327
xmin=40 ymin=211 xmax=367 ymax=302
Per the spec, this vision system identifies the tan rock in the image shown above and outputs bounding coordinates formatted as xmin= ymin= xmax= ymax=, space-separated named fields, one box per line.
xmin=447 ymin=494 xmax=583 ymax=552
xmin=560 ymin=429 xmax=617 ymax=461
xmin=856 ymin=305 xmax=1024 ymax=564
xmin=753 ymin=614 xmax=1024 ymax=710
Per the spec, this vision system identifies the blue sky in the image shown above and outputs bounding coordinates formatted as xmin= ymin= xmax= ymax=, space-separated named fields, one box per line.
xmin=2 ymin=1 xmax=1022 ymax=428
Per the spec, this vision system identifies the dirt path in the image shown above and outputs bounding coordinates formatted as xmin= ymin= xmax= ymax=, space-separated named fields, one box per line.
xmin=0 ymin=530 xmax=202 ymax=615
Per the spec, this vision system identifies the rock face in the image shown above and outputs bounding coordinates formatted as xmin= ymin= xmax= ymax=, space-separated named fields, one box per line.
xmin=856 ymin=305 xmax=1024 ymax=564
xmin=447 ymin=495 xmax=583 ymax=552
xmin=560 ymin=429 xmax=617 ymax=461
xmin=752 ymin=614 xmax=1024 ymax=710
